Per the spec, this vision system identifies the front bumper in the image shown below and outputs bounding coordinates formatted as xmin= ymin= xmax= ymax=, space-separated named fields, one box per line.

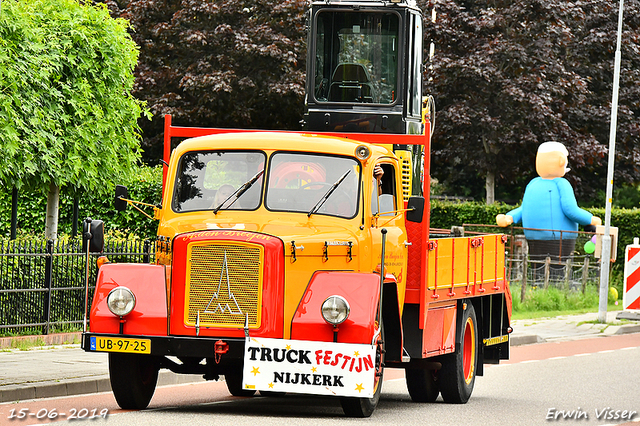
xmin=82 ymin=332 xmax=245 ymax=360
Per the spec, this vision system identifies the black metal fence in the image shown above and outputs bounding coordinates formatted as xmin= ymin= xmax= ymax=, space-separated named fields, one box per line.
xmin=0 ymin=238 xmax=154 ymax=335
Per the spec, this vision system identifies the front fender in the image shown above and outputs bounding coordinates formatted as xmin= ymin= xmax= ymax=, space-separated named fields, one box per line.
xmin=89 ymin=263 xmax=168 ymax=336
xmin=290 ymin=271 xmax=380 ymax=344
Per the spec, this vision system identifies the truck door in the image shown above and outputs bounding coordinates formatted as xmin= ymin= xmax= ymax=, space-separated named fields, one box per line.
xmin=369 ymin=161 xmax=408 ymax=306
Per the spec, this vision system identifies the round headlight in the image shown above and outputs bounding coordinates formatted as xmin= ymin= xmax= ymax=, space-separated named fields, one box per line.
xmin=107 ymin=286 xmax=136 ymax=317
xmin=321 ymin=295 xmax=350 ymax=325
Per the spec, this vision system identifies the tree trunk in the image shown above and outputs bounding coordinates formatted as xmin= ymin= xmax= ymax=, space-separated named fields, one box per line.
xmin=11 ymin=187 xmax=18 ymax=240
xmin=45 ymin=182 xmax=60 ymax=240
xmin=485 ymin=171 xmax=495 ymax=205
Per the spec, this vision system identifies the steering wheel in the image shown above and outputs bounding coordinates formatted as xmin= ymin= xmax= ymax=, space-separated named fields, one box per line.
xmin=299 ymin=182 xmax=354 ymax=217
xmin=300 ymin=182 xmax=332 ymax=190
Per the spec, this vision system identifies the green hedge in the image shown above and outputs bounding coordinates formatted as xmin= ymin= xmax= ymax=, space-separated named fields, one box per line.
xmin=0 ymin=165 xmax=162 ymax=240
xmin=430 ymin=200 xmax=511 ymax=230
xmin=5 ymin=176 xmax=639 ymax=259
xmin=585 ymin=206 xmax=640 ymax=263
xmin=430 ymin=200 xmax=640 ymax=262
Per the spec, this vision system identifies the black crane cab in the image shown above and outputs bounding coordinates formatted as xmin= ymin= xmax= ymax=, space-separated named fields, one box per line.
xmin=303 ymin=0 xmax=424 ymax=136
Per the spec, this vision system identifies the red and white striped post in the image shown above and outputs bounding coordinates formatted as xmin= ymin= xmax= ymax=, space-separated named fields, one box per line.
xmin=623 ymin=238 xmax=640 ymax=311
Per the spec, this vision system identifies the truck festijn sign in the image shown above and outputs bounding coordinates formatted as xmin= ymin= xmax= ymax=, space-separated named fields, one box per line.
xmin=623 ymin=241 xmax=640 ymax=310
xmin=242 ymin=337 xmax=377 ymax=398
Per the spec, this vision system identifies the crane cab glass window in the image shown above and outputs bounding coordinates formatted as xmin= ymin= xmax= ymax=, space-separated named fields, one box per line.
xmin=313 ymin=11 xmax=399 ymax=104
xmin=406 ymin=13 xmax=422 ymax=118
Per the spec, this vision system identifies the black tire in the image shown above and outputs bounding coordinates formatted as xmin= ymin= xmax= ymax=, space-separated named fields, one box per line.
xmin=340 ymin=369 xmax=383 ymax=418
xmin=340 ymin=329 xmax=384 ymax=417
xmin=439 ymin=302 xmax=478 ymax=404
xmin=224 ymin=368 xmax=256 ymax=397
xmin=406 ymin=368 xmax=439 ymax=402
xmin=109 ymin=353 xmax=159 ymax=410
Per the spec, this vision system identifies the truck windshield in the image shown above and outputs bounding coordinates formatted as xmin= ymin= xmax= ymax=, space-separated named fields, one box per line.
xmin=313 ymin=10 xmax=400 ymax=104
xmin=172 ymin=151 xmax=266 ymax=212
xmin=265 ymin=152 xmax=360 ymax=219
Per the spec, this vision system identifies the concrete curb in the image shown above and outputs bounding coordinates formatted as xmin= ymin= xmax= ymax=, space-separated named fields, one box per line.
xmin=510 ymin=334 xmax=545 ymax=346
xmin=0 ymin=371 xmax=205 ymax=404
xmin=0 ymin=333 xmax=82 ymax=350
xmin=612 ymin=323 xmax=640 ymax=335
xmin=510 ymin=322 xmax=640 ymax=346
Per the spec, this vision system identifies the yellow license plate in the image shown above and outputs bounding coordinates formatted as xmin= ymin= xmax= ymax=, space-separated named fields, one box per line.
xmin=90 ymin=336 xmax=151 ymax=354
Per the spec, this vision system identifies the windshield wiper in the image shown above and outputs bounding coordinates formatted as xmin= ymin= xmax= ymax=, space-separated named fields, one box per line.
xmin=307 ymin=169 xmax=351 ymax=217
xmin=213 ymin=169 xmax=264 ymax=214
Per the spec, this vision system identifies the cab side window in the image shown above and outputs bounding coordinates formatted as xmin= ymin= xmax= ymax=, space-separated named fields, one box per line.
xmin=371 ymin=163 xmax=397 ymax=216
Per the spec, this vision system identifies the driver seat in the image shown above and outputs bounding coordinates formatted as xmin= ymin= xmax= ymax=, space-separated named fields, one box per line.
xmin=329 ymin=63 xmax=375 ymax=103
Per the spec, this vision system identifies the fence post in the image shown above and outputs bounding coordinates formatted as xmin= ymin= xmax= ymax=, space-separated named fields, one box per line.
xmin=564 ymin=257 xmax=572 ymax=290
xmin=544 ymin=256 xmax=551 ymax=289
xmin=143 ymin=240 xmax=151 ymax=264
xmin=582 ymin=256 xmax=590 ymax=294
xmin=520 ymin=255 xmax=528 ymax=302
xmin=43 ymin=239 xmax=54 ymax=335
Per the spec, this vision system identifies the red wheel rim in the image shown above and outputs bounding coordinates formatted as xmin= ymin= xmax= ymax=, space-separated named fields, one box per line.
xmin=462 ymin=317 xmax=476 ymax=385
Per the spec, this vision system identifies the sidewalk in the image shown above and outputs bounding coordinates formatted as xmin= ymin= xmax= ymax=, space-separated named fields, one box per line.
xmin=509 ymin=310 xmax=640 ymax=345
xmin=1 ymin=312 xmax=639 ymax=404
xmin=0 ymin=341 xmax=204 ymax=404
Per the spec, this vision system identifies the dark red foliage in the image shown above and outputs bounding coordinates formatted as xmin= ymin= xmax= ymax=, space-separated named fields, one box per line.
xmin=103 ymin=0 xmax=307 ymax=162
xmin=103 ymin=0 xmax=640 ymax=203
xmin=420 ymin=0 xmax=640 ymax=202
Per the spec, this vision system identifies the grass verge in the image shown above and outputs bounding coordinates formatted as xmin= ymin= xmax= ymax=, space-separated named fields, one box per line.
xmin=511 ymin=284 xmax=623 ymax=320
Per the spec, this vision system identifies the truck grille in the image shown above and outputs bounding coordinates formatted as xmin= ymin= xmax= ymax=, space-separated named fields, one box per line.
xmin=185 ymin=242 xmax=263 ymax=328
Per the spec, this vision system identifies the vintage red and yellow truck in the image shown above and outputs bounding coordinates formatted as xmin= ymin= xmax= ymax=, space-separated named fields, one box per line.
xmin=81 ymin=0 xmax=512 ymax=418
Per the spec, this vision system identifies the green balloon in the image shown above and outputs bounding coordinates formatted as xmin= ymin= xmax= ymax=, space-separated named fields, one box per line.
xmin=584 ymin=241 xmax=595 ymax=254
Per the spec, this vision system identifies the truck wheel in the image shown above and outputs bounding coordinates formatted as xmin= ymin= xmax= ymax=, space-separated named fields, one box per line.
xmin=405 ymin=368 xmax=439 ymax=402
xmin=109 ymin=353 xmax=159 ymax=410
xmin=340 ymin=329 xmax=384 ymax=417
xmin=439 ymin=302 xmax=478 ymax=404
xmin=224 ymin=368 xmax=256 ymax=397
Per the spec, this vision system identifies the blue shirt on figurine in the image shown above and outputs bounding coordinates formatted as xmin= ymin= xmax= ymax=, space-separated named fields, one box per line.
xmin=506 ymin=177 xmax=593 ymax=240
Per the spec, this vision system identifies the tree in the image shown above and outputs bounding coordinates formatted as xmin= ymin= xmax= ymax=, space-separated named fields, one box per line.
xmin=103 ymin=0 xmax=307 ymax=163
xmin=0 ymin=0 xmax=145 ymax=239
xmin=565 ymin=0 xmax=640 ymax=201
xmin=421 ymin=0 xmax=639 ymax=205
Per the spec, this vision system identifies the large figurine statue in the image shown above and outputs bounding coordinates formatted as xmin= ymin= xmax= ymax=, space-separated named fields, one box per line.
xmin=496 ymin=142 xmax=601 ymax=259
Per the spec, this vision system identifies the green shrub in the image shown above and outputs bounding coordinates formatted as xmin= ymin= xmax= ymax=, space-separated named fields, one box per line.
xmin=585 ymin=206 xmax=640 ymax=262
xmin=430 ymin=200 xmax=510 ymax=230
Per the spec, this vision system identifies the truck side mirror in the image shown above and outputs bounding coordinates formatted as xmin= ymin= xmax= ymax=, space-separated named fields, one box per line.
xmin=82 ymin=218 xmax=104 ymax=253
xmin=406 ymin=197 xmax=425 ymax=223
xmin=115 ymin=185 xmax=129 ymax=211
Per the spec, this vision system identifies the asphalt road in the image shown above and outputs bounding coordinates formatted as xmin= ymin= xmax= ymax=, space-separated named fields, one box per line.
xmin=1 ymin=333 xmax=639 ymax=426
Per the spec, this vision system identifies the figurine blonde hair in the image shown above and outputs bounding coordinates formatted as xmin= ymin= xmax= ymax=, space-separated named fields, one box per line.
xmin=537 ymin=141 xmax=568 ymax=156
